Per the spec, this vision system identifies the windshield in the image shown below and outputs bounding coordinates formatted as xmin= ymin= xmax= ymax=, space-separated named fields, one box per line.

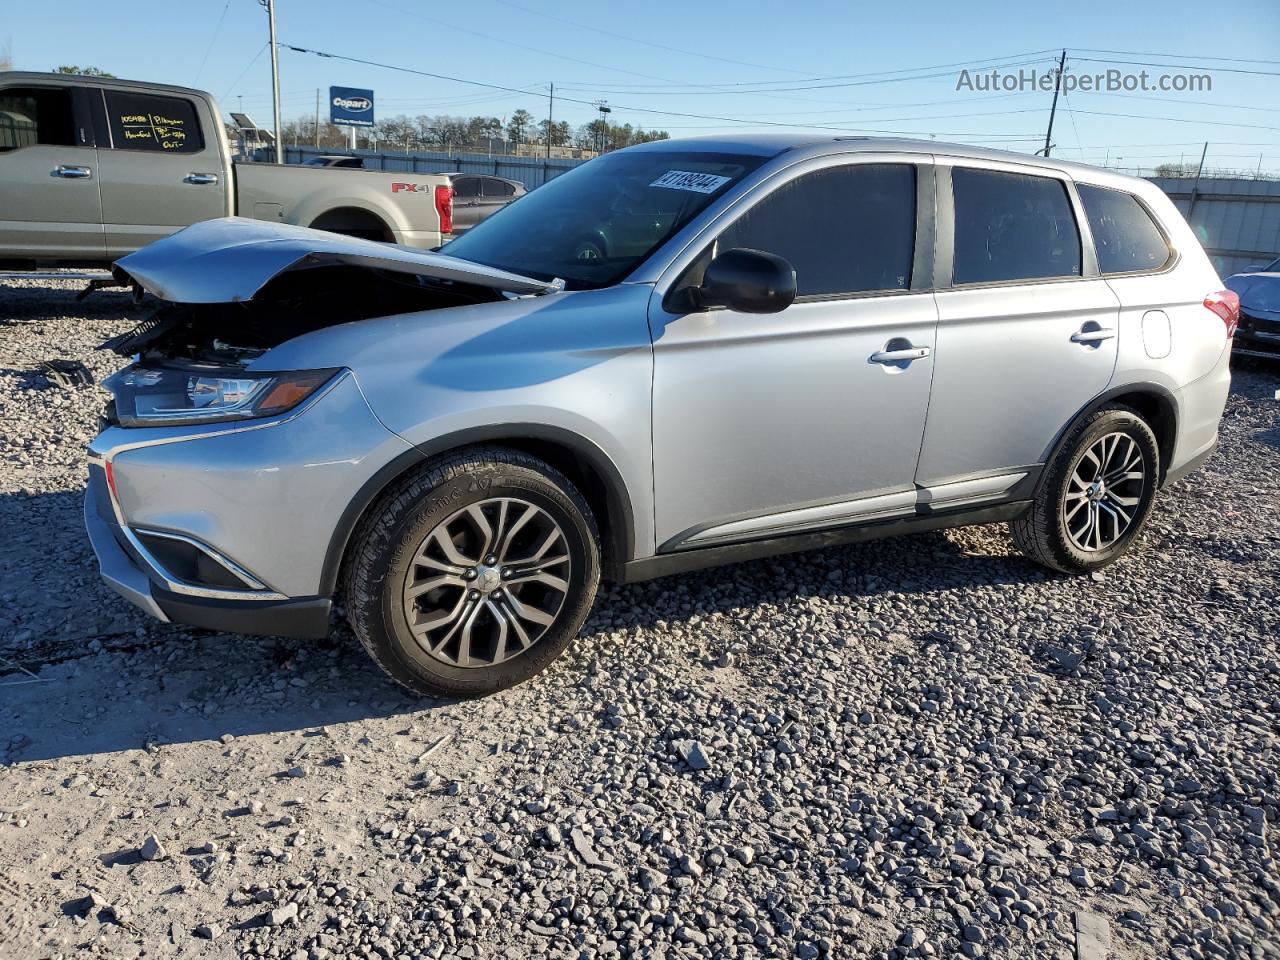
xmin=441 ymin=150 xmax=766 ymax=289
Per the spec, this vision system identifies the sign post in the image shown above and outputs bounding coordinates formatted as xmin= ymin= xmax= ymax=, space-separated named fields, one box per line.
xmin=330 ymin=86 xmax=374 ymax=153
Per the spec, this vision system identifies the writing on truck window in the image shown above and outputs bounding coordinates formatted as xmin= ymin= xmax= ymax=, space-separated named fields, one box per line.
xmin=105 ymin=92 xmax=203 ymax=153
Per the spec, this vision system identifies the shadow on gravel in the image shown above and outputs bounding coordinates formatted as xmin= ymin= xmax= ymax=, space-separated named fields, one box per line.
xmin=3 ymin=484 xmax=1042 ymax=764
xmin=0 ymin=286 xmax=139 ymax=325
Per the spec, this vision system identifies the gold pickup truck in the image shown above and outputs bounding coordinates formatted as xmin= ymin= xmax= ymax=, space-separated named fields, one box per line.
xmin=0 ymin=72 xmax=454 ymax=267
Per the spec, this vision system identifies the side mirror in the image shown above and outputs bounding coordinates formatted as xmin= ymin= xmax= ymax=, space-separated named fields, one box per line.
xmin=680 ymin=248 xmax=797 ymax=315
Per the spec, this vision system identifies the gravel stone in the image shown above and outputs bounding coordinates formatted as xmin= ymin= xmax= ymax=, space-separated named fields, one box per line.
xmin=1 ymin=280 xmax=1277 ymax=960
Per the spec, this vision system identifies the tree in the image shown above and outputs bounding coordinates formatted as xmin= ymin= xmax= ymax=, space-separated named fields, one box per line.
xmin=506 ymin=109 xmax=533 ymax=146
xmin=0 ymin=38 xmax=12 ymax=72
xmin=54 ymin=65 xmax=115 ymax=77
xmin=376 ymin=115 xmax=416 ymax=149
xmin=538 ymin=119 xmax=571 ymax=147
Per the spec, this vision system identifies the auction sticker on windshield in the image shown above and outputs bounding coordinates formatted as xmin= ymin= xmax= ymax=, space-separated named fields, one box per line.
xmin=650 ymin=170 xmax=733 ymax=194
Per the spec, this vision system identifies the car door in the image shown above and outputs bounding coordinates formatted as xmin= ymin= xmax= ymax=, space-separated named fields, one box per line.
xmin=450 ymin=176 xmax=482 ymax=233
xmin=92 ymin=87 xmax=231 ymax=257
xmin=915 ymin=162 xmax=1120 ymax=493
xmin=649 ymin=157 xmax=939 ymax=551
xmin=0 ymin=82 xmax=104 ymax=260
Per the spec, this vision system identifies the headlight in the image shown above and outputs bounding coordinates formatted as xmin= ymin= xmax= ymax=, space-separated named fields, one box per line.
xmin=104 ymin=366 xmax=341 ymax=427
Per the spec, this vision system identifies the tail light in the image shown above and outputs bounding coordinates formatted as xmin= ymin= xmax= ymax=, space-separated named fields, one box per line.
xmin=1204 ymin=289 xmax=1240 ymax=338
xmin=435 ymin=185 xmax=454 ymax=235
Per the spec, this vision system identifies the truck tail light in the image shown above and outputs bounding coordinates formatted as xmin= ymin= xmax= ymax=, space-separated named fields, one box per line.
xmin=1203 ymin=289 xmax=1240 ymax=338
xmin=435 ymin=185 xmax=454 ymax=235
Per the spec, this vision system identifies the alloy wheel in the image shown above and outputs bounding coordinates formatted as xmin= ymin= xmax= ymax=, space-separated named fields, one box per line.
xmin=401 ymin=497 xmax=571 ymax=667
xmin=1063 ymin=432 xmax=1147 ymax=553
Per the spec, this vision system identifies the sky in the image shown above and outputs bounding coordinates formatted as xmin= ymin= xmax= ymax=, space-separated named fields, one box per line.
xmin=5 ymin=0 xmax=1280 ymax=175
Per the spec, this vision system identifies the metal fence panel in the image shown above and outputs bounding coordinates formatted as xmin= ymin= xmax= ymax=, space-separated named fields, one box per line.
xmin=275 ymin=145 xmax=590 ymax=189
xmin=1149 ymin=177 xmax=1280 ymax=277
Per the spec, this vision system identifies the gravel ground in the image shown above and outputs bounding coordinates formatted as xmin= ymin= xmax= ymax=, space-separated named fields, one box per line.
xmin=1 ymin=276 xmax=1278 ymax=960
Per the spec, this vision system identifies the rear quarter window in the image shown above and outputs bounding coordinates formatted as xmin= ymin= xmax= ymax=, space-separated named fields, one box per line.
xmin=1077 ymin=183 xmax=1171 ymax=274
xmin=952 ymin=167 xmax=1081 ymax=285
xmin=105 ymin=91 xmax=204 ymax=153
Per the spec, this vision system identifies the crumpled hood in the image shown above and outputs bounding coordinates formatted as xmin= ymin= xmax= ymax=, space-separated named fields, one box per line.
xmin=113 ymin=217 xmax=557 ymax=303
xmin=1225 ymin=270 xmax=1280 ymax=318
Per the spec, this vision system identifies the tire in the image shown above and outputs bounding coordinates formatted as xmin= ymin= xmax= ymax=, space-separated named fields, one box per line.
xmin=343 ymin=446 xmax=600 ymax=697
xmin=1010 ymin=404 xmax=1160 ymax=574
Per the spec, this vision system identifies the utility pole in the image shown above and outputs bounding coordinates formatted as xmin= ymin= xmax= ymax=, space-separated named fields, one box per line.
xmin=1187 ymin=141 xmax=1209 ymax=220
xmin=314 ymin=88 xmax=320 ymax=147
xmin=546 ymin=82 xmax=554 ymax=160
xmin=261 ymin=0 xmax=283 ymax=163
xmin=595 ymin=101 xmax=610 ymax=155
xmin=1041 ymin=49 xmax=1066 ymax=158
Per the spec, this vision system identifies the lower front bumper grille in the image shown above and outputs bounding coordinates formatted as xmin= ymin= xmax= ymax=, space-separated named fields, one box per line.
xmin=84 ymin=482 xmax=333 ymax=639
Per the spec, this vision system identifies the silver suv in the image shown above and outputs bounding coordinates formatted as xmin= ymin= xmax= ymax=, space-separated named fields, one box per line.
xmin=86 ymin=135 xmax=1236 ymax=696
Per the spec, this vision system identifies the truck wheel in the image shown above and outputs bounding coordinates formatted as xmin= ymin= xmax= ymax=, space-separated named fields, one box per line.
xmin=343 ymin=447 xmax=601 ymax=697
xmin=1011 ymin=405 xmax=1160 ymax=573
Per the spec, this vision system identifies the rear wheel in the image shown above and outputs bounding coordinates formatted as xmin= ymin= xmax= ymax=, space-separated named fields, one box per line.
xmin=1011 ymin=405 xmax=1160 ymax=573
xmin=344 ymin=447 xmax=600 ymax=696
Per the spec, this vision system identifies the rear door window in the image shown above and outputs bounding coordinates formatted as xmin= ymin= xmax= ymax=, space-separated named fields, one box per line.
xmin=483 ymin=178 xmax=516 ymax=198
xmin=952 ymin=167 xmax=1081 ymax=284
xmin=104 ymin=91 xmax=203 ymax=153
xmin=717 ymin=163 xmax=917 ymax=297
xmin=0 ymin=87 xmax=76 ymax=150
xmin=1077 ymin=183 xmax=1171 ymax=274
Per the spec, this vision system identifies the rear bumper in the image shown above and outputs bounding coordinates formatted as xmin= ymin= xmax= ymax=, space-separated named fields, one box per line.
xmin=84 ymin=478 xmax=332 ymax=639
xmin=1163 ymin=438 xmax=1217 ymax=487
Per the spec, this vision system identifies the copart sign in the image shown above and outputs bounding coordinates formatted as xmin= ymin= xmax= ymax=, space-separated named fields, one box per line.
xmin=330 ymin=86 xmax=375 ymax=128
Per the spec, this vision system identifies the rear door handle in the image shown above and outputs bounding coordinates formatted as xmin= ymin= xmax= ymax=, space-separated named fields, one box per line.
xmin=1071 ymin=327 xmax=1116 ymax=344
xmin=870 ymin=346 xmax=931 ymax=364
xmin=183 ymin=173 xmax=219 ymax=185
xmin=51 ymin=165 xmax=92 ymax=179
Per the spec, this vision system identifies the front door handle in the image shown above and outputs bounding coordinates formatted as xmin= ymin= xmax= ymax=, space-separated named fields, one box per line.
xmin=183 ymin=173 xmax=219 ymax=185
xmin=1071 ymin=327 xmax=1116 ymax=344
xmin=870 ymin=345 xmax=931 ymax=364
xmin=51 ymin=165 xmax=92 ymax=179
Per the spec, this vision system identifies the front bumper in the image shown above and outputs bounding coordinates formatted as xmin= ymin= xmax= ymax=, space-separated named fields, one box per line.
xmin=85 ymin=476 xmax=333 ymax=638
xmin=84 ymin=369 xmax=419 ymax=639
xmin=1234 ymin=309 xmax=1280 ymax=359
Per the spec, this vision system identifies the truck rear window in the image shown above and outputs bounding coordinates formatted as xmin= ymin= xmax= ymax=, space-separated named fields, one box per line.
xmin=105 ymin=91 xmax=203 ymax=153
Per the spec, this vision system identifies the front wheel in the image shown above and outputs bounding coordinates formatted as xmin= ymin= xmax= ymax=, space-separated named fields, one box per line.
xmin=344 ymin=447 xmax=600 ymax=696
xmin=1011 ymin=405 xmax=1160 ymax=573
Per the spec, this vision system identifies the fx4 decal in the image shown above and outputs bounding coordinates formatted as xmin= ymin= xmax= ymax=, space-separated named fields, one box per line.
xmin=391 ymin=182 xmax=433 ymax=194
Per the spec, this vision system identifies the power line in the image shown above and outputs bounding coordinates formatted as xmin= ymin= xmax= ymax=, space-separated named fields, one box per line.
xmin=1073 ymin=90 xmax=1280 ymax=114
xmin=1070 ymin=109 xmax=1280 ymax=132
xmin=280 ymin=43 xmax=1043 ymax=139
xmin=194 ymin=0 xmax=231 ymax=85
xmin=362 ymin=0 xmax=673 ymax=84
xmin=486 ymin=0 xmax=819 ymax=77
xmin=1070 ymin=47 xmax=1280 ymax=67
xmin=1070 ymin=56 xmax=1280 ymax=78
xmin=220 ymin=42 xmax=267 ymax=102
xmin=553 ymin=54 xmax=1060 ymax=93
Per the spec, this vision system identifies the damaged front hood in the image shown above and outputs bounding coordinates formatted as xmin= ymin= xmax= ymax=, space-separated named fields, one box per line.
xmin=114 ymin=217 xmax=558 ymax=303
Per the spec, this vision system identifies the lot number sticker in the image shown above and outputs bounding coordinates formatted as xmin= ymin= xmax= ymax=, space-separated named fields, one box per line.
xmin=650 ymin=170 xmax=732 ymax=194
